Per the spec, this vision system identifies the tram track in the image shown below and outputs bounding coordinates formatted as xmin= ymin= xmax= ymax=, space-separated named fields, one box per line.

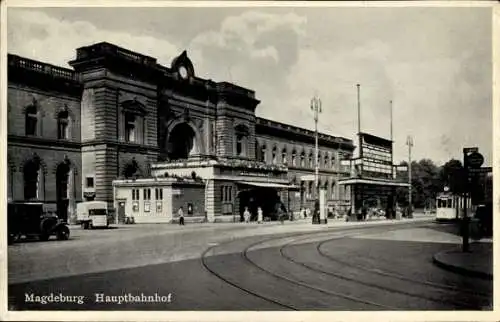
xmin=316 ymin=238 xmax=492 ymax=299
xmin=278 ymin=236 xmax=481 ymax=309
xmin=201 ymin=221 xmax=431 ymax=310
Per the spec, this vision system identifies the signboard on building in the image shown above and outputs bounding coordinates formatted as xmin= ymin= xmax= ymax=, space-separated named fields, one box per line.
xmin=359 ymin=133 xmax=393 ymax=180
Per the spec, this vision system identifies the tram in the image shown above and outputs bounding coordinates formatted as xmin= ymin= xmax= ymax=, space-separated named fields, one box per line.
xmin=435 ymin=192 xmax=472 ymax=222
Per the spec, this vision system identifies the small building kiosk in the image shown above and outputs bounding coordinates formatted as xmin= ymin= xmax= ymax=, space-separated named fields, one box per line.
xmin=113 ymin=177 xmax=205 ymax=224
xmin=338 ymin=133 xmax=410 ymax=219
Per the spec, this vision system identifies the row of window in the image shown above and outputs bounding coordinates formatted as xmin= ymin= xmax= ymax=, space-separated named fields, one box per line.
xmin=23 ymin=105 xmax=141 ymax=144
xmin=25 ymin=106 xmax=71 ymax=139
xmin=131 ymin=188 xmax=164 ymax=201
xmin=258 ymin=146 xmax=348 ymax=170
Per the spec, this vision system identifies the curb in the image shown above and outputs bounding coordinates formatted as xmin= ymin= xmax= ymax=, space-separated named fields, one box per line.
xmin=432 ymin=251 xmax=493 ymax=280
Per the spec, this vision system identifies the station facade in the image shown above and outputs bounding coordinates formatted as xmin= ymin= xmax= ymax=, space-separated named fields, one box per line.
xmin=7 ymin=42 xmax=354 ymax=223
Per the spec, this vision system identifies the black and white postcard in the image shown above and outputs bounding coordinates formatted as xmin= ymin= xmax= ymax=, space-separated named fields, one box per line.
xmin=1 ymin=1 xmax=498 ymax=321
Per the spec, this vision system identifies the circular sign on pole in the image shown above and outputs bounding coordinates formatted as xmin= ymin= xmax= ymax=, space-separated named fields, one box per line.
xmin=466 ymin=152 xmax=484 ymax=168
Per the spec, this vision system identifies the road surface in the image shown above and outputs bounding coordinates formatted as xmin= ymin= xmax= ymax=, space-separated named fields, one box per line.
xmin=8 ymin=218 xmax=492 ymax=310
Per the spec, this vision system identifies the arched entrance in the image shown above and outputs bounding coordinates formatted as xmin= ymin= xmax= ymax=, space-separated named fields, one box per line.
xmin=167 ymin=123 xmax=197 ymax=160
xmin=56 ymin=162 xmax=70 ymax=222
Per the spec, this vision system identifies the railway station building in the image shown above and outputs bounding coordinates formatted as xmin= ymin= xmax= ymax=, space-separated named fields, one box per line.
xmin=7 ymin=42 xmax=355 ymax=223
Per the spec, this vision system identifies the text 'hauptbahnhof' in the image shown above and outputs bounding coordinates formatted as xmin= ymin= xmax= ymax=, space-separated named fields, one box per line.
xmin=7 ymin=42 xmax=408 ymax=224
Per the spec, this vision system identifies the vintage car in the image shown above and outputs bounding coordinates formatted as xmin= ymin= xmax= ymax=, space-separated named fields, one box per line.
xmin=8 ymin=202 xmax=70 ymax=244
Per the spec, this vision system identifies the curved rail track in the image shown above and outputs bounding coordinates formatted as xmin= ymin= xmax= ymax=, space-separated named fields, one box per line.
xmin=201 ymin=221 xmax=460 ymax=310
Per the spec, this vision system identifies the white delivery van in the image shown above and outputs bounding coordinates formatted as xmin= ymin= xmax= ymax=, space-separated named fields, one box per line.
xmin=76 ymin=201 xmax=110 ymax=229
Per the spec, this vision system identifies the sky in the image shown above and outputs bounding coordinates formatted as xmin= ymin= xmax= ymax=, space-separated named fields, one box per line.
xmin=6 ymin=4 xmax=493 ymax=166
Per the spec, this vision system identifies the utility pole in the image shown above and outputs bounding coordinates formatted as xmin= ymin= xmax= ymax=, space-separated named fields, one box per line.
xmin=406 ymin=135 xmax=414 ymax=218
xmin=390 ymin=100 xmax=393 ymax=142
xmin=357 ymin=84 xmax=361 ymax=136
xmin=311 ymin=95 xmax=322 ymax=223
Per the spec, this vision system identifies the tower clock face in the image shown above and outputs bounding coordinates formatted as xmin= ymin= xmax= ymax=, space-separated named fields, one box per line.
xmin=179 ymin=66 xmax=188 ymax=79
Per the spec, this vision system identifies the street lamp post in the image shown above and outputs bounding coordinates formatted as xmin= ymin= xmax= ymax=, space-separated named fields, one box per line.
xmin=406 ymin=135 xmax=414 ymax=218
xmin=311 ymin=96 xmax=322 ymax=223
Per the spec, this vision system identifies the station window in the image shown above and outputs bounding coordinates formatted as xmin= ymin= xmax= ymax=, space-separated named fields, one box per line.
xmin=291 ymin=150 xmax=297 ymax=166
xmin=143 ymin=188 xmax=151 ymax=200
xmin=86 ymin=177 xmax=94 ymax=188
xmin=125 ymin=113 xmax=136 ymax=143
xmin=25 ymin=104 xmax=38 ymax=136
xmin=132 ymin=189 xmax=140 ymax=201
xmin=155 ymin=188 xmax=163 ymax=200
xmin=57 ymin=110 xmax=69 ymax=140
xmin=300 ymin=151 xmax=305 ymax=167
xmin=235 ymin=125 xmax=248 ymax=157
xmin=221 ymin=185 xmax=233 ymax=215
xmin=282 ymin=148 xmax=287 ymax=165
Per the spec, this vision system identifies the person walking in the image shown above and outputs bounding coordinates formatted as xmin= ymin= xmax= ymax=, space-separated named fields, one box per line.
xmin=178 ymin=206 xmax=185 ymax=226
xmin=243 ymin=207 xmax=251 ymax=223
xmin=257 ymin=207 xmax=263 ymax=224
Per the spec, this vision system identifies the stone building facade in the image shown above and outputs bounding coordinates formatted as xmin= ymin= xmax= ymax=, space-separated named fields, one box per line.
xmin=7 ymin=42 xmax=354 ymax=223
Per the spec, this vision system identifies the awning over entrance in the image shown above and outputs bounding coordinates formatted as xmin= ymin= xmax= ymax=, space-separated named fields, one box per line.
xmin=338 ymin=178 xmax=410 ymax=187
xmin=238 ymin=181 xmax=299 ymax=190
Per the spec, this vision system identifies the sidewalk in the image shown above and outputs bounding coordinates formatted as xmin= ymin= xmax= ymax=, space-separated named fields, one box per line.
xmin=68 ymin=213 xmax=433 ymax=234
xmin=432 ymin=241 xmax=493 ymax=280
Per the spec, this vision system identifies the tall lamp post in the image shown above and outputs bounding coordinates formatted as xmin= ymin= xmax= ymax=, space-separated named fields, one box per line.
xmin=406 ymin=135 xmax=414 ymax=218
xmin=311 ymin=95 xmax=322 ymax=223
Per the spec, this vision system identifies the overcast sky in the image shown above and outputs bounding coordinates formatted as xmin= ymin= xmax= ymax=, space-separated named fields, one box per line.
xmin=7 ymin=5 xmax=493 ymax=166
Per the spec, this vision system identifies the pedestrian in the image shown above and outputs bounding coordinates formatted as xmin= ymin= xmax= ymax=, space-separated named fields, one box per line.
xmin=178 ymin=206 xmax=185 ymax=225
xmin=243 ymin=207 xmax=251 ymax=223
xmin=257 ymin=207 xmax=263 ymax=224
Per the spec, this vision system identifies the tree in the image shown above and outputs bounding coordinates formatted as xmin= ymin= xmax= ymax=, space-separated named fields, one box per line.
xmin=394 ymin=159 xmax=440 ymax=209
xmin=438 ymin=159 xmax=465 ymax=193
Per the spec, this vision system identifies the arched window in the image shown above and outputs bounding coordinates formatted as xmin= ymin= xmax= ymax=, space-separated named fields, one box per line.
xmin=308 ymin=181 xmax=313 ymax=199
xmin=125 ymin=113 xmax=136 ymax=143
xmin=300 ymin=150 xmax=305 ymax=167
xmin=281 ymin=147 xmax=287 ymax=165
xmin=272 ymin=146 xmax=278 ymax=165
xmin=291 ymin=149 xmax=297 ymax=167
xmin=323 ymin=153 xmax=329 ymax=168
xmin=23 ymin=159 xmax=40 ymax=200
xmin=25 ymin=104 xmax=38 ymax=136
xmin=235 ymin=125 xmax=249 ymax=157
xmin=57 ymin=110 xmax=69 ymax=140
xmin=331 ymin=154 xmax=336 ymax=169
xmin=331 ymin=182 xmax=336 ymax=199
xmin=308 ymin=152 xmax=313 ymax=168
xmin=261 ymin=144 xmax=267 ymax=163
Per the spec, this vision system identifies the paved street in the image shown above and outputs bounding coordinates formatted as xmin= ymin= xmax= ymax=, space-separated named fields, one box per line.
xmin=8 ymin=217 xmax=492 ymax=311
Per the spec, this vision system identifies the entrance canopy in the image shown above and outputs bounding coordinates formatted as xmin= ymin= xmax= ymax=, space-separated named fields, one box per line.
xmin=238 ymin=181 xmax=299 ymax=190
xmin=338 ymin=178 xmax=410 ymax=187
